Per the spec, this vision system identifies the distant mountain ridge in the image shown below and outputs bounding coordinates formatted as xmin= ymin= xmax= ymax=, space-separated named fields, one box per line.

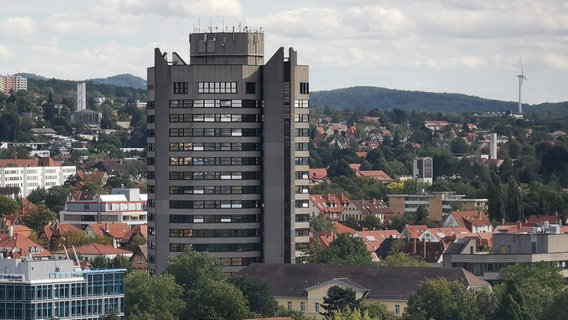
xmin=310 ymin=86 xmax=568 ymax=116
xmin=16 ymin=73 xmax=147 ymax=90
xmin=14 ymin=73 xmax=568 ymax=116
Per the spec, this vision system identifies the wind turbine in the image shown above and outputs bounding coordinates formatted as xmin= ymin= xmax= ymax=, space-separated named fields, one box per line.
xmin=517 ymin=58 xmax=527 ymax=114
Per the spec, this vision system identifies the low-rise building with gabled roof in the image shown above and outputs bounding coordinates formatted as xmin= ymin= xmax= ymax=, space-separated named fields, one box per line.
xmin=238 ymin=263 xmax=490 ymax=318
xmin=443 ymin=211 xmax=493 ymax=233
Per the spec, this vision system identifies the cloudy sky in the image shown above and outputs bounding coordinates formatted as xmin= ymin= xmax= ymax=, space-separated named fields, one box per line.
xmin=1 ymin=0 xmax=567 ymax=104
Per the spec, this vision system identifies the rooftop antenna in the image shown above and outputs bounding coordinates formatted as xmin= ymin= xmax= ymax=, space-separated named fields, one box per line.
xmin=517 ymin=57 xmax=527 ymax=114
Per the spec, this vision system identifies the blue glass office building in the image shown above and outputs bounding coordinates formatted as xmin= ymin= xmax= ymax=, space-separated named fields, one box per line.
xmin=0 ymin=258 xmax=125 ymax=319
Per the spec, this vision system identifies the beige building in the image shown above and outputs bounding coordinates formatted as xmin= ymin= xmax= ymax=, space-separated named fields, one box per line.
xmin=387 ymin=191 xmax=487 ymax=223
xmin=239 ymin=263 xmax=489 ymax=318
xmin=444 ymin=224 xmax=568 ymax=281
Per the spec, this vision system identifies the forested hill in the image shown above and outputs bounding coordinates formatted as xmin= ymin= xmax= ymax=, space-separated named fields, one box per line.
xmin=310 ymin=86 xmax=568 ymax=116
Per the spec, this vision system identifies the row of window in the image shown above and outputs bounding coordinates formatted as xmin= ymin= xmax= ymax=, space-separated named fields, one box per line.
xmin=169 ymin=113 xmax=260 ymax=123
xmin=170 ymin=99 xmax=261 ymax=108
xmin=169 ymin=200 xmax=260 ymax=209
xmin=295 ymin=99 xmax=309 ymax=108
xmin=169 ymin=185 xmax=260 ymax=195
xmin=169 ymin=214 xmax=259 ymax=224
xmin=169 ymin=228 xmax=259 ymax=238
xmin=169 ymin=128 xmax=260 ymax=137
xmin=169 ymin=142 xmax=261 ymax=151
xmin=295 ymin=157 xmax=309 ymax=165
xmin=169 ymin=157 xmax=260 ymax=166
xmin=198 ymin=81 xmax=238 ymax=94
xmin=170 ymin=242 xmax=260 ymax=252
xmin=168 ymin=171 xmax=260 ymax=180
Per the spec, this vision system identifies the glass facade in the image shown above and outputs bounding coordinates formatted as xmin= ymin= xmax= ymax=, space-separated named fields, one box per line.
xmin=0 ymin=266 xmax=125 ymax=320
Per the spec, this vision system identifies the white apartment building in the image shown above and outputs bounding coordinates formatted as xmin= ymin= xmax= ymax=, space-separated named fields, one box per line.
xmin=60 ymin=188 xmax=147 ymax=229
xmin=0 ymin=158 xmax=76 ymax=198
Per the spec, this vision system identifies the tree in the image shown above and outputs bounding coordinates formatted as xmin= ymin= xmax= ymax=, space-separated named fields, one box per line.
xmin=26 ymin=187 xmax=46 ymax=205
xmin=309 ymin=233 xmax=372 ymax=265
xmin=0 ymin=194 xmax=19 ymax=217
xmin=228 ymin=274 xmax=279 ymax=317
xmin=125 ymin=272 xmax=185 ymax=320
xmin=506 ymin=176 xmax=524 ymax=222
xmin=166 ymin=248 xmax=254 ymax=320
xmin=487 ymin=170 xmax=505 ymax=222
xmin=276 ymin=305 xmax=316 ymax=320
xmin=493 ymin=261 xmax=564 ymax=320
xmin=22 ymin=205 xmax=56 ymax=233
xmin=543 ymin=289 xmax=568 ymax=320
xmin=403 ymin=278 xmax=480 ymax=320
xmin=330 ymin=308 xmax=372 ymax=320
xmin=127 ymin=233 xmax=147 ymax=251
xmin=320 ymin=286 xmax=362 ymax=319
xmin=414 ymin=205 xmax=429 ymax=225
xmin=110 ymin=255 xmax=132 ymax=272
xmin=380 ymin=252 xmax=428 ymax=267
xmin=91 ymin=255 xmax=109 ymax=269
xmin=310 ymin=214 xmax=334 ymax=233
xmin=360 ymin=302 xmax=398 ymax=320
xmin=45 ymin=185 xmax=73 ymax=213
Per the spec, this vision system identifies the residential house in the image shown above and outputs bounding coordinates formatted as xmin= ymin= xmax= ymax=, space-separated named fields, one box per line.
xmin=309 ymin=193 xmax=350 ymax=221
xmin=354 ymin=170 xmax=393 ymax=183
xmin=443 ymin=211 xmax=493 ymax=233
xmin=401 ymin=224 xmax=428 ymax=240
xmin=0 ymin=231 xmax=51 ymax=259
xmin=129 ymin=244 xmax=148 ymax=272
xmin=419 ymin=227 xmax=474 ymax=243
xmin=424 ymin=120 xmax=449 ymax=132
xmin=85 ymin=223 xmax=132 ymax=248
xmin=52 ymin=243 xmax=133 ymax=261
xmin=239 ymin=263 xmax=490 ymax=318
xmin=399 ymin=239 xmax=446 ymax=264
xmin=309 ymin=168 xmax=329 ymax=187
xmin=120 ymin=224 xmax=148 ymax=248
xmin=352 ymin=230 xmax=401 ymax=261
xmin=342 ymin=198 xmax=394 ymax=223
xmin=38 ymin=223 xmax=83 ymax=251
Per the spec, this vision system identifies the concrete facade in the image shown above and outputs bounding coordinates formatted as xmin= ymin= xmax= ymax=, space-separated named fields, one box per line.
xmin=146 ymin=31 xmax=309 ymax=273
xmin=444 ymin=227 xmax=568 ymax=281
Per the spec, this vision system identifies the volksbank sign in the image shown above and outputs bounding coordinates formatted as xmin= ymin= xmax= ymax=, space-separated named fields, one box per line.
xmin=0 ymin=273 xmax=24 ymax=282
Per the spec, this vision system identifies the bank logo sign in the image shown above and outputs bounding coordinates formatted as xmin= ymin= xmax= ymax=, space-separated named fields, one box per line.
xmin=0 ymin=273 xmax=24 ymax=282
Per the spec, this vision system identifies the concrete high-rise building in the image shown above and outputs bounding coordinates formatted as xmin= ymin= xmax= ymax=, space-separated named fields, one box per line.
xmin=77 ymin=82 xmax=87 ymax=111
xmin=146 ymin=30 xmax=310 ymax=273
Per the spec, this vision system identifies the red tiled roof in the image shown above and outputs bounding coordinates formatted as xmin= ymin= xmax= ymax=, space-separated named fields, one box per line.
xmin=355 ymin=170 xmax=393 ymax=182
xmin=54 ymin=243 xmax=131 ymax=255
xmin=403 ymin=224 xmax=428 ymax=239
xmin=349 ymin=163 xmax=362 ymax=171
xmin=309 ymin=168 xmax=329 ymax=180
xmin=0 ymin=233 xmax=51 ymax=258
xmin=122 ymin=224 xmax=147 ymax=241
xmin=448 ymin=211 xmax=492 ymax=229
xmin=88 ymin=223 xmax=132 ymax=239
xmin=526 ymin=215 xmax=559 ymax=226
xmin=354 ymin=230 xmax=401 ymax=252
xmin=41 ymin=223 xmax=83 ymax=242
xmin=0 ymin=159 xmax=38 ymax=167
xmin=310 ymin=193 xmax=350 ymax=216
xmin=333 ymin=222 xmax=358 ymax=235
xmin=422 ymin=227 xmax=473 ymax=241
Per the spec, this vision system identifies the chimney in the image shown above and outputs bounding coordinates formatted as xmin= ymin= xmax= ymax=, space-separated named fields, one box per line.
xmin=373 ymin=198 xmax=377 ymax=205
xmin=477 ymin=210 xmax=481 ymax=219
xmin=105 ymin=223 xmax=109 ymax=232
xmin=517 ymin=221 xmax=522 ymax=229
xmin=9 ymin=226 xmax=13 ymax=238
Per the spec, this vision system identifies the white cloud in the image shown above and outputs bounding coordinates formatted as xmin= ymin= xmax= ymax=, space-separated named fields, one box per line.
xmin=0 ymin=16 xmax=35 ymax=35
xmin=544 ymin=53 xmax=568 ymax=70
xmin=0 ymin=45 xmax=10 ymax=59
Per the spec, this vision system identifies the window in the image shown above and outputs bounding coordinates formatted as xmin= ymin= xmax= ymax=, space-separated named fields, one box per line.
xmin=287 ymin=301 xmax=292 ymax=310
xmin=295 ymin=99 xmax=309 ymax=108
xmin=300 ymin=82 xmax=309 ymax=94
xmin=294 ymin=114 xmax=309 ymax=122
xmin=295 ymin=143 xmax=309 ymax=151
xmin=300 ymin=302 xmax=305 ymax=312
xmin=395 ymin=305 xmax=400 ymax=315
xmin=147 ymin=115 xmax=155 ymax=123
xmin=173 ymin=82 xmax=188 ymax=94
xmin=246 ymin=82 xmax=256 ymax=94
xmin=198 ymin=81 xmax=237 ymax=94
xmin=314 ymin=302 xmax=320 ymax=313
